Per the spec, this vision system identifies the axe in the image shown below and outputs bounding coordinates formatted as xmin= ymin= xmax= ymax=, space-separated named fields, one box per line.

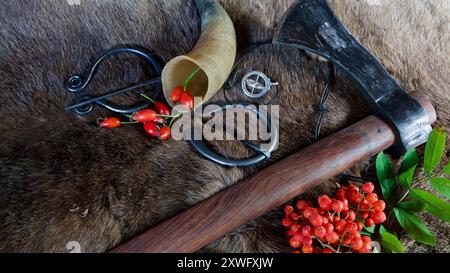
xmin=111 ymin=0 xmax=435 ymax=253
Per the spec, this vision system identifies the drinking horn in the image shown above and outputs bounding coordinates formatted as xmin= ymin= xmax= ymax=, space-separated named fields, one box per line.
xmin=162 ymin=0 xmax=237 ymax=107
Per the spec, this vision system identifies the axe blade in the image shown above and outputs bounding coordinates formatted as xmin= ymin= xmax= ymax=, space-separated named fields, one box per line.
xmin=273 ymin=0 xmax=432 ymax=155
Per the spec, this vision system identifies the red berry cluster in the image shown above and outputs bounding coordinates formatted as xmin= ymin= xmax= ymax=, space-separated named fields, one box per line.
xmin=171 ymin=87 xmax=194 ymax=109
xmin=99 ymin=97 xmax=173 ymax=140
xmin=282 ymin=182 xmax=386 ymax=253
xmin=170 ymin=67 xmax=201 ymax=110
xmin=99 ymin=68 xmax=202 ymax=139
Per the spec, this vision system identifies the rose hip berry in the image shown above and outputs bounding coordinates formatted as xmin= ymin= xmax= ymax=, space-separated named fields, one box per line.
xmin=180 ymin=91 xmax=194 ymax=109
xmin=171 ymin=87 xmax=183 ymax=102
xmin=144 ymin=122 xmax=159 ymax=137
xmin=99 ymin=93 xmax=176 ymax=141
xmin=99 ymin=117 xmax=121 ymax=129
xmin=159 ymin=126 xmax=171 ymax=140
xmin=133 ymin=109 xmax=158 ymax=123
xmin=154 ymin=102 xmax=171 ymax=116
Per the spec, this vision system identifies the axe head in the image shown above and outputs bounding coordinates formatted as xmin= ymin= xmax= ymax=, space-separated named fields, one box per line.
xmin=274 ymin=0 xmax=432 ymax=156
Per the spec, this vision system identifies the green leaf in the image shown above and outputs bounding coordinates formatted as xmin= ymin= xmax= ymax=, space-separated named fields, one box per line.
xmin=394 ymin=208 xmax=436 ymax=246
xmin=398 ymin=150 xmax=419 ymax=186
xmin=379 ymin=225 xmax=388 ymax=234
xmin=444 ymin=162 xmax=450 ymax=175
xmin=376 ymin=152 xmax=396 ymax=203
xmin=398 ymin=199 xmax=427 ymax=213
xmin=376 ymin=152 xmax=395 ymax=181
xmin=411 ymin=189 xmax=450 ymax=223
xmin=424 ymin=127 xmax=446 ymax=174
xmin=380 ymin=232 xmax=404 ymax=253
xmin=430 ymin=177 xmax=450 ymax=199
xmin=359 ymin=230 xmax=373 ymax=237
xmin=379 ymin=226 xmax=404 ymax=253
xmin=363 ymin=225 xmax=375 ymax=234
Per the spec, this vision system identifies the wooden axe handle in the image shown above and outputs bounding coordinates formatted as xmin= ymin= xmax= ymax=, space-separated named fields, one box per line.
xmin=111 ymin=92 xmax=435 ymax=253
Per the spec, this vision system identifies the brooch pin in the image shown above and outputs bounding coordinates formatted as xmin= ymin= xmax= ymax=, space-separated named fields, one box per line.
xmin=65 ymin=46 xmax=163 ymax=115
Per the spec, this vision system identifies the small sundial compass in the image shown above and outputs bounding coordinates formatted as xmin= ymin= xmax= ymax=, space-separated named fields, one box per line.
xmin=241 ymin=71 xmax=279 ymax=99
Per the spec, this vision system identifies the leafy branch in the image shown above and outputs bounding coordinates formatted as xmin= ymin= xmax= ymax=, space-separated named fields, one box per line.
xmin=376 ymin=126 xmax=449 ymax=252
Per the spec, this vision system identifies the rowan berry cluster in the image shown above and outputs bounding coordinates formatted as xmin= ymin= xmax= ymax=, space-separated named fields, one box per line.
xmin=282 ymin=182 xmax=386 ymax=253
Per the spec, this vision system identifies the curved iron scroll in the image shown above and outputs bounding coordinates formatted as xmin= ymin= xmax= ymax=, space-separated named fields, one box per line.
xmin=65 ymin=46 xmax=163 ymax=115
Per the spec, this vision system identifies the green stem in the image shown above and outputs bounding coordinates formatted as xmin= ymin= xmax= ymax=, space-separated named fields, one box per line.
xmin=169 ymin=113 xmax=185 ymax=127
xmin=168 ymin=116 xmax=178 ymax=128
xmin=182 ymin=68 xmax=201 ymax=91
xmin=387 ymin=175 xmax=430 ymax=219
xmin=158 ymin=113 xmax=184 ymax=119
xmin=337 ymin=231 xmax=348 ymax=252
xmin=395 ymin=176 xmax=428 ymax=205
xmin=357 ymin=208 xmax=373 ymax=212
xmin=355 ymin=192 xmax=365 ymax=216
xmin=121 ymin=121 xmax=139 ymax=125
xmin=328 ymin=211 xmax=335 ymax=222
xmin=140 ymin=93 xmax=155 ymax=103
xmin=315 ymin=237 xmax=339 ymax=253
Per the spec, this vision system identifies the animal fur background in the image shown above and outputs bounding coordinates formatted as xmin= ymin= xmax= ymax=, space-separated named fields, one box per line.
xmin=0 ymin=0 xmax=448 ymax=252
